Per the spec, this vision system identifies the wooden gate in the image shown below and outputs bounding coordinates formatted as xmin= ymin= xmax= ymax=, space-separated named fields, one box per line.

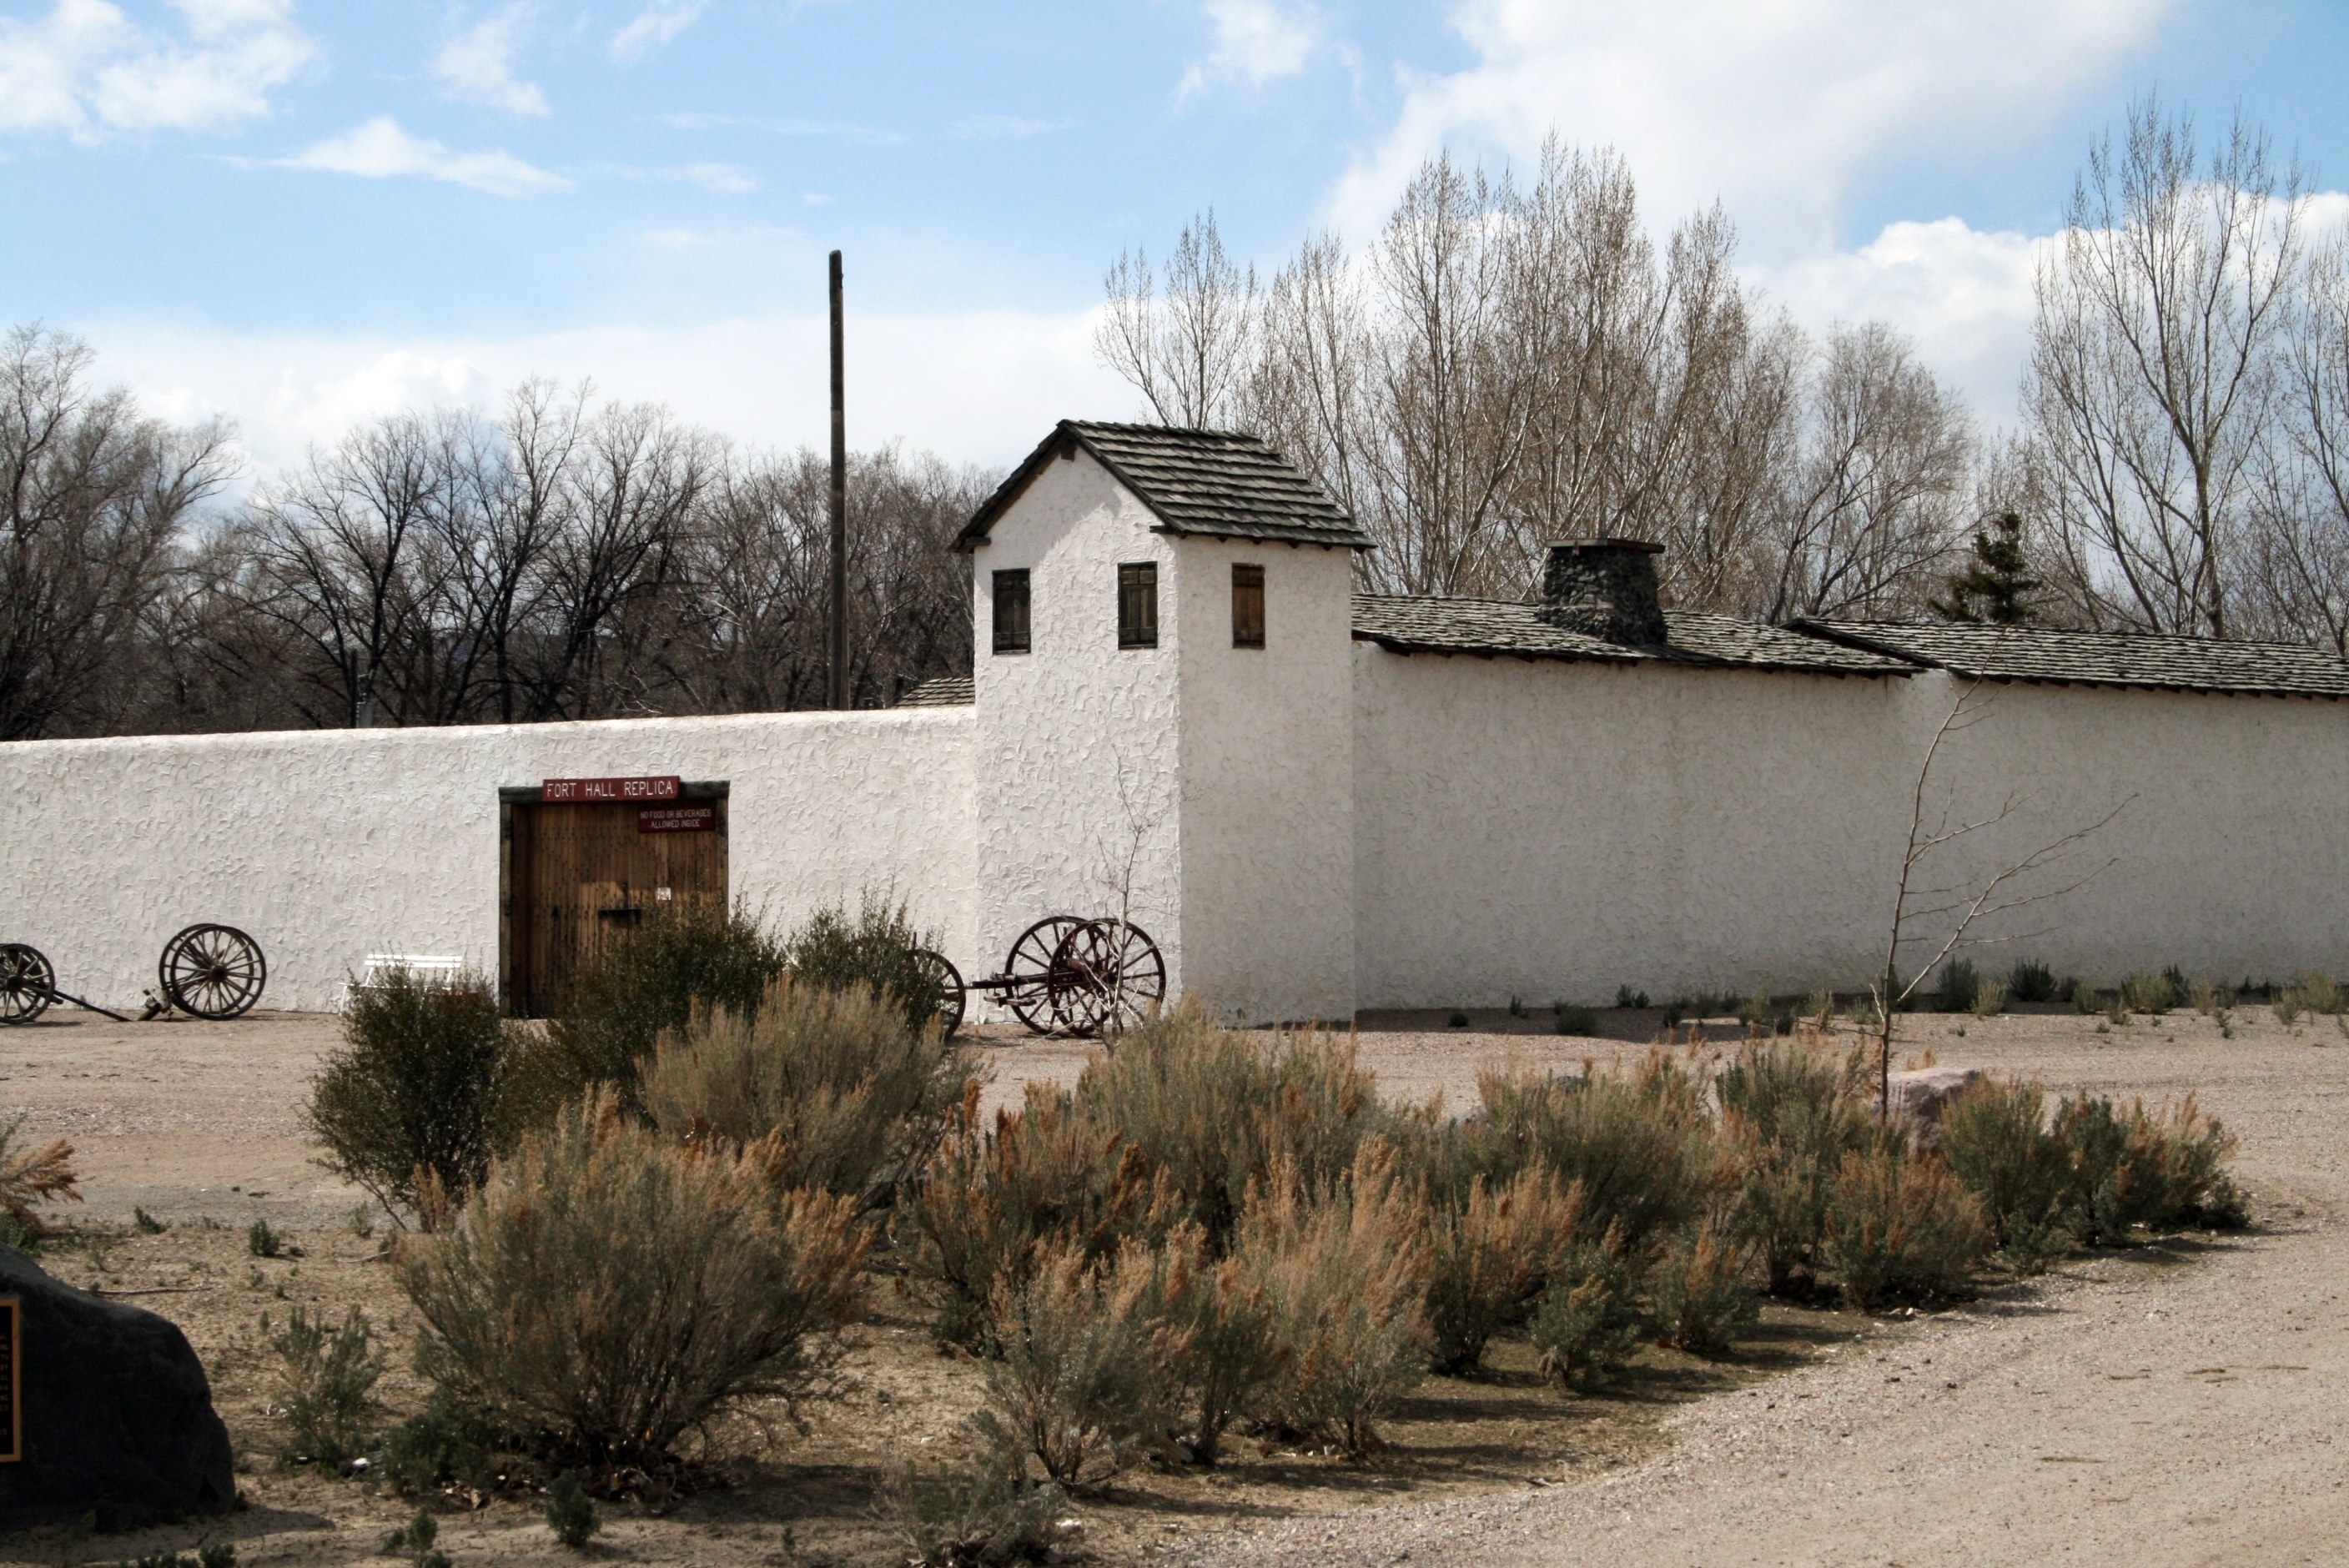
xmin=499 ymin=781 xmax=729 ymax=1017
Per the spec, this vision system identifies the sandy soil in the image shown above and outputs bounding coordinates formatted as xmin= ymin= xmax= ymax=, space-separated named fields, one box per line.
xmin=0 ymin=1002 xmax=2339 ymax=1565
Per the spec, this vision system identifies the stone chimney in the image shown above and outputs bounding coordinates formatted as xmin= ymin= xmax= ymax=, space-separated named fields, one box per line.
xmin=1537 ymin=538 xmax=1667 ymax=645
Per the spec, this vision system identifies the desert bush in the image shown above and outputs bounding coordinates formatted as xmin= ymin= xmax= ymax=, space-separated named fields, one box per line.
xmin=2120 ymin=969 xmax=2185 ymax=1016
xmin=1238 ymin=1143 xmax=1432 ymax=1457
xmin=0 ymin=1112 xmax=78 ymax=1238
xmin=786 ymin=897 xmax=952 ymax=1035
xmin=1822 ymin=1144 xmax=1988 ymax=1308
xmin=1070 ymin=1003 xmax=1386 ymax=1251
xmin=1939 ymin=1078 xmax=2071 ymax=1269
xmin=266 ymin=1305 xmax=385 ymax=1469
xmin=310 ymin=967 xmax=509 ymax=1226
xmin=1554 ymin=1003 xmax=1598 ymax=1036
xmin=247 ymin=1219 xmax=285 ymax=1259
xmin=888 ymin=1447 xmax=1069 ymax=1567
xmin=1424 ymin=1168 xmax=1584 ymax=1374
xmin=2009 ymin=959 xmax=2057 ymax=1004
xmin=639 ymin=973 xmax=971 ymax=1200
xmin=1527 ymin=1233 xmax=1642 ymax=1386
xmin=972 ymin=1238 xmax=1184 ymax=1485
xmin=1476 ymin=1054 xmax=1718 ymax=1255
xmin=2072 ymin=983 xmax=2105 ymax=1015
xmin=497 ymin=902 xmax=787 ymax=1138
xmin=907 ymin=1083 xmax=1179 ymax=1349
xmin=1934 ymin=959 xmax=1980 ymax=1013
xmin=399 ymin=1090 xmax=868 ymax=1469
xmin=2053 ymin=1092 xmax=2243 ymax=1243
xmin=1969 ymin=982 xmax=2007 ymax=1018
xmin=1718 ymin=1037 xmax=1874 ymax=1294
xmin=2281 ymin=972 xmax=2344 ymax=1019
xmin=2274 ymin=989 xmax=2303 ymax=1025
xmin=375 ymin=1389 xmax=503 ymax=1495
xmin=1152 ymin=1224 xmax=1283 ymax=1465
xmin=1648 ymin=1220 xmax=1758 ymax=1354
xmin=543 ymin=1470 xmax=600 ymax=1550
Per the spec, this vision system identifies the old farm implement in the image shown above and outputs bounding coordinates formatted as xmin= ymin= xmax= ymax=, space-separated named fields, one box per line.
xmin=0 ymin=924 xmax=268 ymax=1025
xmin=914 ymin=916 xmax=1164 ymax=1039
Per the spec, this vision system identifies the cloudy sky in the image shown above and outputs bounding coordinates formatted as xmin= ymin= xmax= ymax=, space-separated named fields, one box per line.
xmin=1 ymin=0 xmax=2342 ymax=479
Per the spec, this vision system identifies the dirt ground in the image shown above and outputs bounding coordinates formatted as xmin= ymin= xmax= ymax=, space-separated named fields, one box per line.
xmin=0 ymin=1001 xmax=2341 ymax=1566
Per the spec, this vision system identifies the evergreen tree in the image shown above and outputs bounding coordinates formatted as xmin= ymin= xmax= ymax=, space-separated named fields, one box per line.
xmin=1932 ymin=512 xmax=2040 ymax=626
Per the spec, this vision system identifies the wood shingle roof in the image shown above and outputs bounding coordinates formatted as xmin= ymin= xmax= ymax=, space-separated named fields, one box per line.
xmin=1350 ymin=596 xmax=1915 ymax=676
xmin=1794 ymin=620 xmax=2349 ymax=698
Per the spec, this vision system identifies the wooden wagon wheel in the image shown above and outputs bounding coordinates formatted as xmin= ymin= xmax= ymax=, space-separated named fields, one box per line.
xmin=1049 ymin=919 xmax=1166 ymax=1038
xmin=1002 ymin=915 xmax=1088 ymax=1034
xmin=158 ymin=924 xmax=268 ymax=1020
xmin=909 ymin=947 xmax=966 ymax=1038
xmin=0 ymin=944 xmax=54 ymax=1026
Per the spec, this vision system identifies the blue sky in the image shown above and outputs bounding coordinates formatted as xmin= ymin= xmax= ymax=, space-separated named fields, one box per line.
xmin=2 ymin=1 xmax=2343 ymax=476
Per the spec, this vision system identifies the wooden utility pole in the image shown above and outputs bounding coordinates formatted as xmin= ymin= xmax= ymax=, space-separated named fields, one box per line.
xmin=827 ymin=249 xmax=849 ymax=710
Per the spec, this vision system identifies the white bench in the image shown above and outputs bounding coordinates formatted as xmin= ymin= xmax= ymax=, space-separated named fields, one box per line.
xmin=341 ymin=953 xmax=470 ymax=1008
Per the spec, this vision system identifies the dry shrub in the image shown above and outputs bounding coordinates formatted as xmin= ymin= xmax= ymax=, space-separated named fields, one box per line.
xmin=0 ymin=1111 xmax=78 ymax=1238
xmin=908 ymin=1083 xmax=1175 ymax=1349
xmin=1822 ymin=1145 xmax=1988 ymax=1308
xmin=2055 ymin=1092 xmax=2243 ymax=1243
xmin=1477 ymin=1053 xmax=1718 ymax=1254
xmin=1425 ymin=1169 xmax=1584 ymax=1374
xmin=1527 ymin=1232 xmax=1642 ymax=1386
xmin=267 ymin=1305 xmax=385 ymax=1468
xmin=399 ymin=1090 xmax=868 ymax=1469
xmin=1154 ymin=1224 xmax=1284 ymax=1465
xmin=1717 ymin=1036 xmax=1874 ymax=1294
xmin=784 ymin=897 xmax=953 ymax=1036
xmin=1235 ymin=1143 xmax=1432 ymax=1457
xmin=497 ymin=902 xmax=787 ymax=1138
xmin=1647 ymin=1220 xmax=1757 ymax=1354
xmin=888 ymin=1449 xmax=1069 ymax=1567
xmin=310 ymin=967 xmax=509 ymax=1226
xmin=638 ymin=973 xmax=972 ymax=1200
xmin=972 ymin=1238 xmax=1185 ymax=1485
xmin=1072 ymin=1002 xmax=1386 ymax=1249
xmin=1941 ymin=1078 xmax=2072 ymax=1267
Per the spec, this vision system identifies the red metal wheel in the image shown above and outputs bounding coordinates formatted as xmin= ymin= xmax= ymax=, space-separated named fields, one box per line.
xmin=1048 ymin=919 xmax=1166 ymax=1038
xmin=1001 ymin=916 xmax=1087 ymax=1034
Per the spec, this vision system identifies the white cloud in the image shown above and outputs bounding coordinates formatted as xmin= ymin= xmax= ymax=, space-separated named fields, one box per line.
xmin=435 ymin=2 xmax=547 ymax=118
xmin=609 ymin=0 xmax=706 ymax=63
xmin=951 ymin=113 xmax=1069 ymax=141
xmin=1331 ymin=0 xmax=2180 ymax=256
xmin=0 ymin=0 xmax=315 ymax=139
xmin=588 ymin=159 xmax=759 ymax=193
xmin=274 ymin=115 xmax=570 ymax=197
xmin=1179 ymin=0 xmax=1322 ymax=100
xmin=86 ymin=309 xmax=1131 ymax=482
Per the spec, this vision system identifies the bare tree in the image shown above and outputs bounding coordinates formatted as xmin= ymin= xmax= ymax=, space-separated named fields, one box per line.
xmin=0 ymin=326 xmax=232 ymax=739
xmin=1868 ymin=682 xmax=2130 ymax=1112
xmin=1097 ymin=209 xmax=1260 ymax=430
xmin=2245 ymin=237 xmax=2349 ymax=653
xmin=2025 ymin=101 xmax=2310 ymax=636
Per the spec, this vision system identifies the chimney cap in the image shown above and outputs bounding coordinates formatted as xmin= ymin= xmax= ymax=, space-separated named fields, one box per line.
xmin=1547 ymin=536 xmax=1662 ymax=555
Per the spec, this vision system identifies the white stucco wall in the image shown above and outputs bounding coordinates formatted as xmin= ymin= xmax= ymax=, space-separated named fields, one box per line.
xmin=1352 ymin=651 xmax=2349 ymax=1008
xmin=0 ymin=708 xmax=977 ymax=1013
xmin=1174 ymin=536 xmax=1357 ymax=1024
xmin=969 ymin=450 xmax=1186 ymax=1008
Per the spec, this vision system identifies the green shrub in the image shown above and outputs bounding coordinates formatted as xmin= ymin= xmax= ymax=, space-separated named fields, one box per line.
xmin=2120 ymin=970 xmax=2184 ymax=1016
xmin=1154 ymin=1224 xmax=1283 ymax=1465
xmin=1614 ymin=987 xmax=1649 ymax=1009
xmin=972 ymin=1238 xmax=1181 ymax=1485
xmin=888 ymin=1447 xmax=1069 ymax=1567
xmin=246 ymin=1219 xmax=284 ymax=1259
xmin=1940 ymin=1078 xmax=2071 ymax=1269
xmin=1528 ymin=1234 xmax=1642 ymax=1386
xmin=543 ymin=1470 xmax=600 ymax=1550
xmin=1069 ymin=1004 xmax=1386 ymax=1251
xmin=786 ymin=897 xmax=952 ymax=1035
xmin=2053 ymin=1092 xmax=2244 ymax=1243
xmin=1969 ymin=982 xmax=2007 ymax=1018
xmin=1934 ymin=960 xmax=1980 ymax=1014
xmin=265 ymin=1306 xmax=384 ymax=1468
xmin=308 ymin=967 xmax=509 ymax=1226
xmin=639 ymin=974 xmax=972 ymax=1200
xmin=1718 ymin=1037 xmax=1874 ymax=1294
xmin=1823 ymin=1145 xmax=1987 ymax=1308
xmin=1476 ymin=1054 xmax=1718 ymax=1255
xmin=2008 ymin=960 xmax=2057 ymax=1004
xmin=2072 ymin=983 xmax=2105 ymax=1015
xmin=399 ymin=1090 xmax=869 ymax=1469
xmin=1649 ymin=1220 xmax=1758 ymax=1354
xmin=1240 ymin=1143 xmax=1432 ymax=1458
xmin=2281 ymin=972 xmax=2344 ymax=1019
xmin=1554 ymin=1004 xmax=1598 ymax=1036
xmin=381 ymin=1510 xmax=448 ymax=1568
xmin=2275 ymin=990 xmax=2303 ymax=1026
xmin=375 ymin=1389 xmax=503 ymax=1495
xmin=1424 ymin=1168 xmax=1584 ymax=1374
xmin=907 ymin=1083 xmax=1176 ymax=1349
xmin=133 ymin=1206 xmax=166 ymax=1234
xmin=498 ymin=902 xmax=787 ymax=1138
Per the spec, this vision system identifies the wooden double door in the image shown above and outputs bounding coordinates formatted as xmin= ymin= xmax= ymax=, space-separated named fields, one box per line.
xmin=500 ymin=784 xmax=729 ymax=1017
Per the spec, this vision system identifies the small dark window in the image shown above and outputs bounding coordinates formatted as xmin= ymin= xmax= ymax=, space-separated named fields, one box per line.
xmin=992 ymin=569 xmax=1030 ymax=654
xmin=1118 ymin=561 xmax=1159 ymax=649
xmin=1232 ymin=563 xmax=1265 ymax=648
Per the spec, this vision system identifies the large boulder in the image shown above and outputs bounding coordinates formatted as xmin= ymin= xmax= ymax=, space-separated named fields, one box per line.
xmin=0 ymin=1245 xmax=235 ymax=1530
xmin=1884 ymin=1066 xmax=1982 ymax=1149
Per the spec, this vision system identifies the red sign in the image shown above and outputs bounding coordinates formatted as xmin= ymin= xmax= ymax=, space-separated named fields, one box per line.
xmin=639 ymin=805 xmax=717 ymax=835
xmin=541 ymin=775 xmax=681 ymax=803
